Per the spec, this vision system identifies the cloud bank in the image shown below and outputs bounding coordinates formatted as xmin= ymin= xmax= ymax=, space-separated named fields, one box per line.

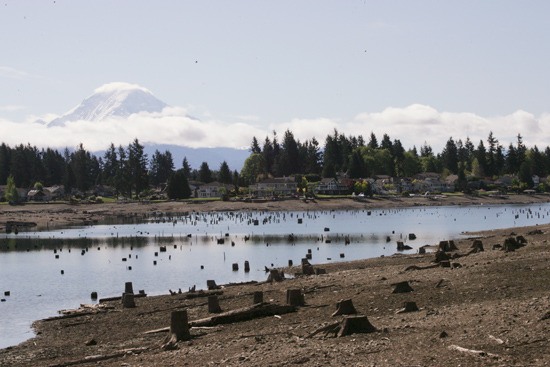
xmin=1 ymin=104 xmax=549 ymax=153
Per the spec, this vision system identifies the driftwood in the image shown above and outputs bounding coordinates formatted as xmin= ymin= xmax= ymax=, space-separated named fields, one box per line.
xmin=448 ymin=344 xmax=500 ymax=359
xmin=47 ymin=347 xmax=148 ymax=367
xmin=184 ymin=290 xmax=223 ymax=299
xmin=98 ymin=293 xmax=147 ymax=303
xmin=189 ymin=302 xmax=296 ymax=327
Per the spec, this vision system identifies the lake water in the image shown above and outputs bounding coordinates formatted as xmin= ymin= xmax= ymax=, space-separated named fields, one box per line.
xmin=1 ymin=203 xmax=550 ymax=349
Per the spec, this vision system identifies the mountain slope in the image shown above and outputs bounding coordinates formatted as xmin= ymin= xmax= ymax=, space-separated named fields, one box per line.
xmin=48 ymin=82 xmax=167 ymax=126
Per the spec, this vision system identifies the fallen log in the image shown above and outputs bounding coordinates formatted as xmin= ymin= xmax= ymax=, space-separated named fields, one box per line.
xmin=48 ymin=347 xmax=148 ymax=367
xmin=189 ymin=302 xmax=296 ymax=327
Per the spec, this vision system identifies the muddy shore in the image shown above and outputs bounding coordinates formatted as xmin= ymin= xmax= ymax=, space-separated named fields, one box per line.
xmin=1 ymin=195 xmax=549 ymax=366
xmin=1 ymin=193 xmax=549 ymax=232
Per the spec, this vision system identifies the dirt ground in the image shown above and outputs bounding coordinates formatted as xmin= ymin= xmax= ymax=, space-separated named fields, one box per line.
xmin=1 ymin=196 xmax=550 ymax=366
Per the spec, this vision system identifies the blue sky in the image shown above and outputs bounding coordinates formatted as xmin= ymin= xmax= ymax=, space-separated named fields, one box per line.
xmin=1 ymin=1 xmax=549 ymax=152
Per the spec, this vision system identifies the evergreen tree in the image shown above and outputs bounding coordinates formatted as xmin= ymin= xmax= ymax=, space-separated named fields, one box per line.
xmin=167 ymin=169 xmax=191 ymax=199
xmin=0 ymin=143 xmax=11 ymax=185
xmin=198 ymin=162 xmax=213 ymax=183
xmin=102 ymin=144 xmax=119 ymax=188
xmin=250 ymin=137 xmax=261 ymax=154
xmin=441 ymin=137 xmax=459 ymax=174
xmin=347 ymin=150 xmax=365 ymax=178
xmin=262 ymin=136 xmax=274 ymax=175
xmin=475 ymin=140 xmax=488 ymax=177
xmin=218 ymin=161 xmax=232 ymax=184
xmin=127 ymin=139 xmax=149 ymax=197
xmin=182 ymin=157 xmax=191 ymax=178
xmin=367 ymin=132 xmax=378 ymax=149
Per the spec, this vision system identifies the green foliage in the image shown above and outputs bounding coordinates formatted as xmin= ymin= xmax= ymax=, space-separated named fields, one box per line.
xmin=5 ymin=175 xmax=19 ymax=204
xmin=240 ymin=153 xmax=265 ymax=185
xmin=167 ymin=169 xmax=191 ymax=199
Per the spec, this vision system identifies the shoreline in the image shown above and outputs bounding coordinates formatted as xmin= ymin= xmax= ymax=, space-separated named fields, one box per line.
xmin=1 ymin=196 xmax=550 ymax=366
xmin=1 ymin=193 xmax=549 ymax=232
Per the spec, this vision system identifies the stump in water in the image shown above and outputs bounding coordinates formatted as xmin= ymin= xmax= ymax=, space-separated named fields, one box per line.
xmin=267 ymin=269 xmax=284 ymax=282
xmin=244 ymin=261 xmax=250 ymax=273
xmin=409 ymin=233 xmax=417 ymax=240
xmin=470 ymin=239 xmax=484 ymax=253
xmin=162 ymin=310 xmax=191 ymax=349
xmin=207 ymin=280 xmax=220 ymax=290
xmin=122 ymin=292 xmax=136 ymax=308
xmin=253 ymin=291 xmax=263 ymax=304
xmin=392 ymin=281 xmax=414 ymax=293
xmin=418 ymin=247 xmax=426 ymax=254
xmin=396 ymin=301 xmax=419 ymax=313
xmin=286 ymin=289 xmax=305 ymax=306
xmin=208 ymin=295 xmax=222 ymax=313
xmin=124 ymin=282 xmax=134 ymax=295
xmin=338 ymin=315 xmax=377 ymax=337
xmin=332 ymin=299 xmax=358 ymax=317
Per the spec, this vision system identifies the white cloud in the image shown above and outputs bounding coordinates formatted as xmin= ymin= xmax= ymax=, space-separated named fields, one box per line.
xmin=0 ymin=66 xmax=34 ymax=79
xmin=0 ymin=104 xmax=549 ymax=153
xmin=93 ymin=82 xmax=152 ymax=94
xmin=0 ymin=105 xmax=25 ymax=112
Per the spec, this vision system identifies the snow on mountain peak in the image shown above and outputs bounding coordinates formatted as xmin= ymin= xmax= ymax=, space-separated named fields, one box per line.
xmin=48 ymin=82 xmax=168 ymax=127
xmin=93 ymin=82 xmax=152 ymax=94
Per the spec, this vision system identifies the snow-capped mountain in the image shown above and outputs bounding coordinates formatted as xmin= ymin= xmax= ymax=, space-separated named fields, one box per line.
xmin=48 ymin=82 xmax=168 ymax=127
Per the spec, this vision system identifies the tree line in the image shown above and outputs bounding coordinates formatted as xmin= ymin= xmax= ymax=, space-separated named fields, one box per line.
xmin=1 ymin=129 xmax=549 ymax=200
xmin=0 ymin=138 xmax=237 ymax=200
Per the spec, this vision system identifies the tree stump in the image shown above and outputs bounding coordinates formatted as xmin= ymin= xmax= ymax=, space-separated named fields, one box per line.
xmin=315 ymin=268 xmax=326 ymax=275
xmin=208 ymin=295 xmax=222 ymax=313
xmin=244 ymin=261 xmax=250 ymax=272
xmin=448 ymin=240 xmax=458 ymax=251
xmin=302 ymin=263 xmax=315 ymax=275
xmin=332 ymin=299 xmax=358 ymax=316
xmin=267 ymin=269 xmax=284 ymax=282
xmin=253 ymin=291 xmax=263 ymax=304
xmin=396 ymin=301 xmax=419 ymax=313
xmin=207 ymin=280 xmax=220 ymax=290
xmin=124 ymin=282 xmax=134 ymax=294
xmin=434 ymin=250 xmax=451 ymax=263
xmin=418 ymin=247 xmax=426 ymax=254
xmin=392 ymin=281 xmax=414 ymax=293
xmin=162 ymin=310 xmax=190 ymax=349
xmin=503 ymin=237 xmax=520 ymax=252
xmin=301 ymin=258 xmax=311 ymax=266
xmin=286 ymin=289 xmax=305 ymax=306
xmin=337 ymin=315 xmax=377 ymax=337
xmin=122 ymin=292 xmax=136 ymax=308
xmin=470 ymin=239 xmax=484 ymax=252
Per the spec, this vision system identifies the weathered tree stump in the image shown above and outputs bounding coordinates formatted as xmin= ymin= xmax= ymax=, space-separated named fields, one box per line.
xmin=315 ymin=268 xmax=327 ymax=275
xmin=267 ymin=269 xmax=284 ymax=282
xmin=286 ymin=288 xmax=305 ymax=306
xmin=392 ymin=281 xmax=414 ymax=293
xmin=232 ymin=263 xmax=239 ymax=271
xmin=302 ymin=263 xmax=315 ymax=275
xmin=253 ymin=291 xmax=263 ymax=304
xmin=418 ymin=247 xmax=426 ymax=254
xmin=516 ymin=235 xmax=527 ymax=244
xmin=90 ymin=292 xmax=98 ymax=300
xmin=301 ymin=258 xmax=311 ymax=266
xmin=470 ymin=239 xmax=484 ymax=253
xmin=207 ymin=280 xmax=220 ymax=290
xmin=396 ymin=301 xmax=419 ymax=313
xmin=208 ymin=295 xmax=222 ymax=313
xmin=409 ymin=233 xmax=417 ymax=240
xmin=122 ymin=292 xmax=136 ymax=308
xmin=332 ymin=299 xmax=358 ymax=316
xmin=337 ymin=315 xmax=377 ymax=337
xmin=124 ymin=282 xmax=134 ymax=295
xmin=434 ymin=250 xmax=451 ymax=263
xmin=162 ymin=310 xmax=190 ymax=349
xmin=244 ymin=261 xmax=250 ymax=272
xmin=440 ymin=260 xmax=451 ymax=268
xmin=503 ymin=237 xmax=521 ymax=252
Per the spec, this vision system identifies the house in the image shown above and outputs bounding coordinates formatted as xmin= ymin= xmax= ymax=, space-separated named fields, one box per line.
xmin=314 ymin=178 xmax=349 ymax=195
xmin=412 ymin=173 xmax=446 ymax=193
xmin=249 ymin=177 xmax=298 ymax=198
xmin=27 ymin=189 xmax=49 ymax=202
xmin=197 ymin=181 xmax=229 ymax=198
xmin=45 ymin=185 xmax=65 ymax=200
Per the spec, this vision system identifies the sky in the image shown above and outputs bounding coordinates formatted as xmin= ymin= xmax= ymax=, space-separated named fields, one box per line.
xmin=1 ymin=0 xmax=550 ymax=154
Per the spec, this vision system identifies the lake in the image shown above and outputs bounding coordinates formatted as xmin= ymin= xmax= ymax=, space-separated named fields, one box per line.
xmin=1 ymin=203 xmax=549 ymax=348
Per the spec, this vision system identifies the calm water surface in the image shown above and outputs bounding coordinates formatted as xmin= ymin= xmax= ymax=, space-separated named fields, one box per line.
xmin=1 ymin=204 xmax=549 ymax=348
